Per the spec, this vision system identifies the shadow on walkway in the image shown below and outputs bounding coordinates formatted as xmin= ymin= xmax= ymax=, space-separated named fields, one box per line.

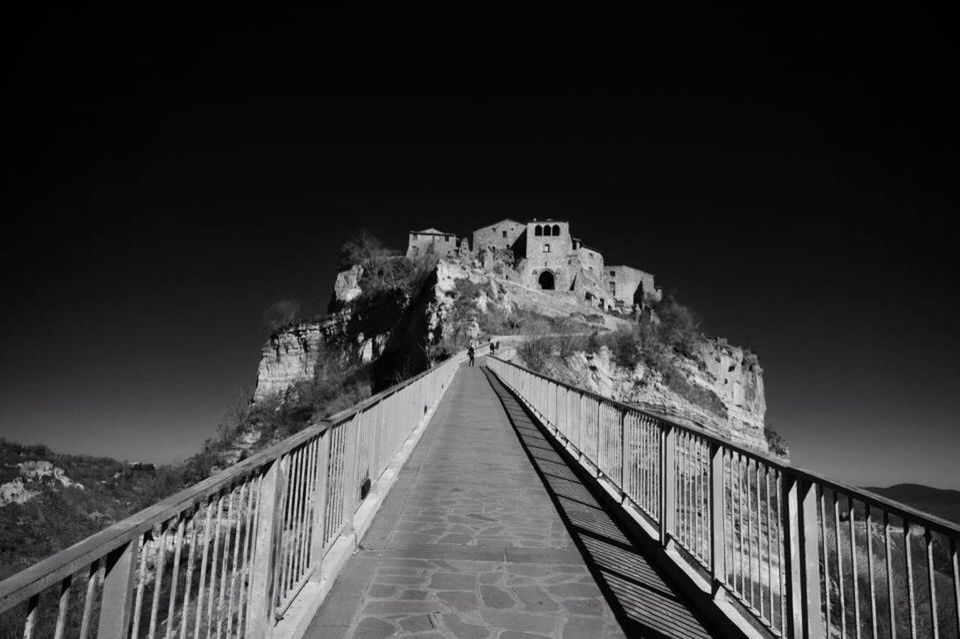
xmin=482 ymin=367 xmax=718 ymax=639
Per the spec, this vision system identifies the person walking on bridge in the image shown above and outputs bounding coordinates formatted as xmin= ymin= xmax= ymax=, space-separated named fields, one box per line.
xmin=467 ymin=343 xmax=475 ymax=367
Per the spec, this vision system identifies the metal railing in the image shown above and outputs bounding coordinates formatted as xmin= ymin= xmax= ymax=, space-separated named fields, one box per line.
xmin=487 ymin=356 xmax=960 ymax=639
xmin=0 ymin=352 xmax=464 ymax=638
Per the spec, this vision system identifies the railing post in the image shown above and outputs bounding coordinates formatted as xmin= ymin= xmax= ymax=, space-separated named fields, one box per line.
xmin=596 ymin=400 xmax=603 ymax=476
xmin=247 ymin=456 xmax=287 ymax=638
xmin=95 ymin=539 xmax=139 ymax=638
xmin=619 ymin=409 xmax=627 ymax=490
xmin=342 ymin=415 xmax=361 ymax=536
xmin=709 ymin=443 xmax=725 ymax=587
xmin=783 ymin=476 xmax=824 ymax=639
xmin=661 ymin=425 xmax=676 ymax=543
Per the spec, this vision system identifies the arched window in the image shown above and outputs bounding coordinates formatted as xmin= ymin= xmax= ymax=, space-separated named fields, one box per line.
xmin=552 ymin=224 xmax=560 ymax=236
xmin=538 ymin=271 xmax=555 ymax=290
xmin=534 ymin=225 xmax=543 ymax=236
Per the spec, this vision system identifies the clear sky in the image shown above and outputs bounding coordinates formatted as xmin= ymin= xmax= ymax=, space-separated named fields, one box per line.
xmin=2 ymin=8 xmax=958 ymax=490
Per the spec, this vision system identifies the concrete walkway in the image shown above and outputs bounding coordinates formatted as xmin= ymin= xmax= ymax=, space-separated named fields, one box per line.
xmin=305 ymin=364 xmax=714 ymax=638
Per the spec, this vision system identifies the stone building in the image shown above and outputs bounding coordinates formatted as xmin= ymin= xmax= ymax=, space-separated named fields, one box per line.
xmin=406 ymin=218 xmax=661 ymax=311
xmin=405 ymin=228 xmax=462 ymax=259
xmin=472 ymin=219 xmax=526 ymax=255
xmin=606 ymin=265 xmax=660 ymax=307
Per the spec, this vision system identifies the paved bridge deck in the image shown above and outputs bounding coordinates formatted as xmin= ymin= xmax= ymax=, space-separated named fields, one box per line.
xmin=306 ymin=364 xmax=715 ymax=638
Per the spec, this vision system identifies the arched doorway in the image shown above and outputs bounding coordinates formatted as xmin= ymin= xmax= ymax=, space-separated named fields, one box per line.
xmin=538 ymin=270 xmax=555 ymax=290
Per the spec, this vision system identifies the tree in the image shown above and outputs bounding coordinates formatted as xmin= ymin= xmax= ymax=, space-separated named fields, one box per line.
xmin=263 ymin=299 xmax=301 ymax=334
xmin=337 ymin=230 xmax=396 ymax=270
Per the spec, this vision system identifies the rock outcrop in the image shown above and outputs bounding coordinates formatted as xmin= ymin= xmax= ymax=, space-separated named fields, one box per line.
xmin=509 ymin=341 xmax=772 ymax=455
xmin=0 ymin=460 xmax=84 ymax=507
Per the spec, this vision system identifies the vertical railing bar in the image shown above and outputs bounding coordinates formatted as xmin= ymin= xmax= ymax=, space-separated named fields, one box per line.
xmin=697 ymin=438 xmax=704 ymax=561
xmin=78 ymin=559 xmax=100 ymax=639
xmin=925 ymin=527 xmax=939 ymax=639
xmin=226 ymin=484 xmax=248 ymax=638
xmin=766 ymin=467 xmax=773 ymax=623
xmin=193 ymin=501 xmax=214 ymax=639
xmin=132 ymin=534 xmax=150 ymax=639
xmin=284 ymin=446 xmax=304 ymax=596
xmin=215 ymin=487 xmax=237 ymax=639
xmin=885 ymin=512 xmax=896 ymax=639
xmin=866 ymin=505 xmax=877 ymax=639
xmin=275 ymin=451 xmax=294 ymax=601
xmin=835 ymin=490 xmax=847 ymax=638
xmin=739 ymin=453 xmax=746 ymax=599
xmin=777 ymin=471 xmax=785 ymax=634
xmin=822 ymin=487 xmax=832 ymax=634
xmin=205 ymin=495 xmax=225 ymax=639
xmin=54 ymin=575 xmax=72 ymax=639
xmin=287 ymin=445 xmax=306 ymax=595
xmin=22 ymin=593 xmax=38 ymax=639
xmin=237 ymin=475 xmax=261 ymax=636
xmin=148 ymin=522 xmax=171 ymax=639
xmin=850 ymin=497 xmax=861 ymax=639
xmin=754 ymin=462 xmax=764 ymax=619
xmin=905 ymin=521 xmax=917 ymax=638
xmin=164 ymin=516 xmax=186 ymax=639
xmin=180 ymin=507 xmax=200 ymax=639
xmin=296 ymin=438 xmax=317 ymax=584
xmin=951 ymin=537 xmax=959 ymax=639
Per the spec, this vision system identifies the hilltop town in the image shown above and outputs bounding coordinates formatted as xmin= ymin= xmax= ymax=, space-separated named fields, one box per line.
xmin=406 ymin=218 xmax=662 ymax=315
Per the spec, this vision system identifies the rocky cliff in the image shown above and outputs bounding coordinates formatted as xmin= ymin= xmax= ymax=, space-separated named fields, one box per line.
xmin=513 ymin=339 xmax=771 ymax=454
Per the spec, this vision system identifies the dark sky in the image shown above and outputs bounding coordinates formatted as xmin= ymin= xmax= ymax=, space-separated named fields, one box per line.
xmin=2 ymin=8 xmax=958 ymax=489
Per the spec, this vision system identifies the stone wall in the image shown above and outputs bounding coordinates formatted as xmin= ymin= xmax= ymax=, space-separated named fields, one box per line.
xmin=472 ymin=219 xmax=525 ymax=254
xmin=406 ymin=231 xmax=459 ymax=259
xmin=523 ymin=220 xmax=575 ymax=291
xmin=607 ymin=265 xmax=659 ymax=307
xmin=577 ymin=245 xmax=605 ymax=277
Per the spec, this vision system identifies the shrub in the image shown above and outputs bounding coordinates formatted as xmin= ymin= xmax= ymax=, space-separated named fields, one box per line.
xmin=338 ymin=230 xmax=397 ymax=270
xmin=651 ymin=294 xmax=701 ymax=358
xmin=764 ymin=425 xmax=790 ymax=457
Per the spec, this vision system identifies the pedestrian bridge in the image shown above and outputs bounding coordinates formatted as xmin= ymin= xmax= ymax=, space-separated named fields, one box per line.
xmin=2 ymin=354 xmax=959 ymax=638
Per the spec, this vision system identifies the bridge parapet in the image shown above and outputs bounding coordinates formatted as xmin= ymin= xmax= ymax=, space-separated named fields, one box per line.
xmin=0 ymin=351 xmax=468 ymax=638
xmin=486 ymin=356 xmax=960 ymax=639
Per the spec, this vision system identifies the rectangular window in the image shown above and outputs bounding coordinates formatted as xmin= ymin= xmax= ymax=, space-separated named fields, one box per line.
xmin=609 ymin=282 xmax=616 ymax=293
xmin=610 ymin=270 xmax=615 ymax=276
xmin=543 ymin=243 xmax=551 ymax=253
xmin=502 ymin=230 xmax=507 ymax=238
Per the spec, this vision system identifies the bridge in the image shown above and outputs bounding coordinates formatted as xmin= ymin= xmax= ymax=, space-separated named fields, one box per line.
xmin=2 ymin=352 xmax=959 ymax=638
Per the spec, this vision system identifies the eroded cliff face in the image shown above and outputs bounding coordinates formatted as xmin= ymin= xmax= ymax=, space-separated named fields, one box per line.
xmin=511 ymin=341 xmax=772 ymax=455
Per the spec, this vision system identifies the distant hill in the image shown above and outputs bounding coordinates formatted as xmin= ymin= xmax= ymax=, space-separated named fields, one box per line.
xmin=865 ymin=483 xmax=960 ymax=525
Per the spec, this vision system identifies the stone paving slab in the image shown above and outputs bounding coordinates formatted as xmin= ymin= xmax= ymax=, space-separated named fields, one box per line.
xmin=305 ymin=364 xmax=716 ymax=638
xmin=305 ymin=365 xmax=625 ymax=638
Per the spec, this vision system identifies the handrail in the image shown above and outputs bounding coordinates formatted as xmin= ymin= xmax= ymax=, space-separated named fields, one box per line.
xmin=0 ymin=349 xmax=470 ymax=637
xmin=486 ymin=355 xmax=960 ymax=639
xmin=489 ymin=356 xmax=960 ymax=537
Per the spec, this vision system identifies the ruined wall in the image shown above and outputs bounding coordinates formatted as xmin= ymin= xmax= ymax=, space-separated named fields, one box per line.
xmin=577 ymin=245 xmax=605 ymax=276
xmin=406 ymin=231 xmax=459 ymax=259
xmin=472 ymin=219 xmax=525 ymax=254
xmin=607 ymin=265 xmax=659 ymax=307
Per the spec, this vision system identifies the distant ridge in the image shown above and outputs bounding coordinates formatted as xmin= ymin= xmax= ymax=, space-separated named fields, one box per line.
xmin=865 ymin=483 xmax=960 ymax=525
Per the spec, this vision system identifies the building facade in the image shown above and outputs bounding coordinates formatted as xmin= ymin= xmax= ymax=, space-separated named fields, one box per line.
xmin=405 ymin=218 xmax=660 ymax=310
xmin=406 ymin=228 xmax=462 ymax=259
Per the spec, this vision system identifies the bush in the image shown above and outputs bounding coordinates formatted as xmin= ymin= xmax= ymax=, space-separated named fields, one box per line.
xmin=338 ymin=230 xmax=397 ymax=270
xmin=652 ymin=294 xmax=701 ymax=358
xmin=764 ymin=425 xmax=790 ymax=457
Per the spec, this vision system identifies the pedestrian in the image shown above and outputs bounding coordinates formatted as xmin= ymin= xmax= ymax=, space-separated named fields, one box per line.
xmin=467 ymin=344 xmax=475 ymax=367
